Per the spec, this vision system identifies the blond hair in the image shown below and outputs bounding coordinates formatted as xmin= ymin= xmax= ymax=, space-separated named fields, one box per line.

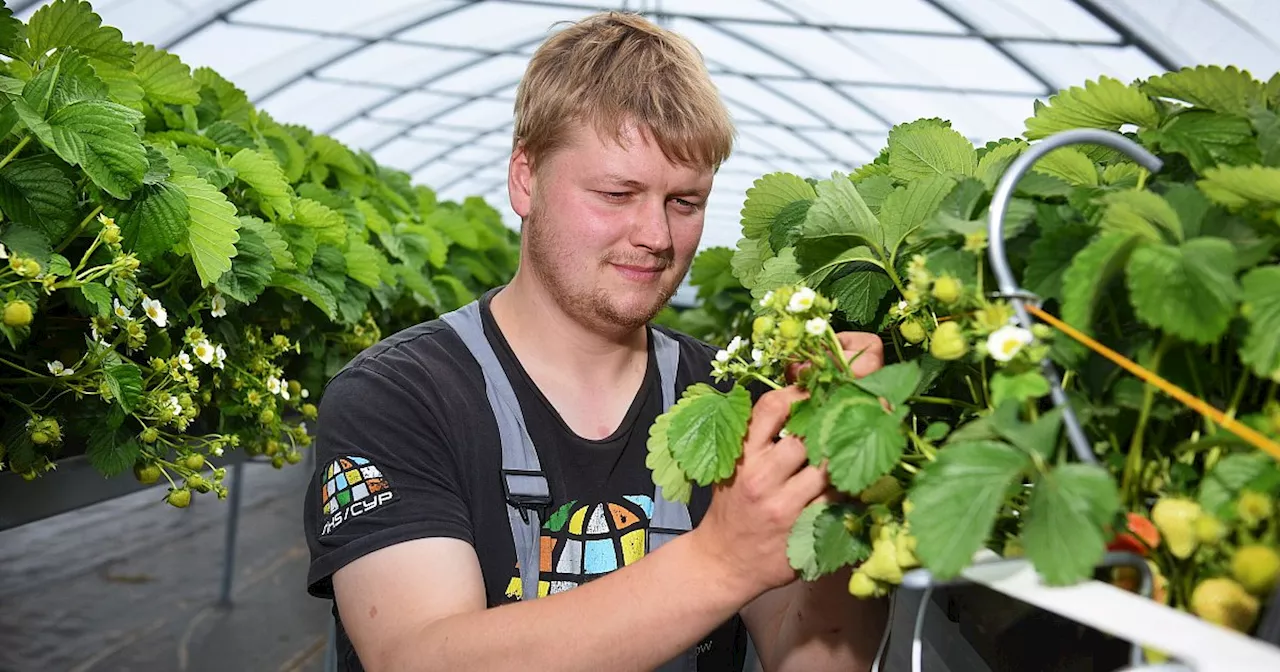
xmin=513 ymin=11 xmax=735 ymax=173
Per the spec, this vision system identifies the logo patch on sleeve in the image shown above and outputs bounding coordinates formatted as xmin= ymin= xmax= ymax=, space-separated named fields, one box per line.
xmin=319 ymin=456 xmax=397 ymax=536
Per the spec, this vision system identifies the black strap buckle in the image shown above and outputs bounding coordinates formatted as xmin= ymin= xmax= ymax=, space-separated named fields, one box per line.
xmin=502 ymin=468 xmax=552 ymax=523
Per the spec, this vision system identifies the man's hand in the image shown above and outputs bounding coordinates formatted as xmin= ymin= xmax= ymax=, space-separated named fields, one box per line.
xmin=689 ymin=385 xmax=828 ymax=601
xmin=785 ymin=331 xmax=885 ymax=384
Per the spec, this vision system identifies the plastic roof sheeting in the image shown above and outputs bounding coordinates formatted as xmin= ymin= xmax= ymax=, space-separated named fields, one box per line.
xmin=11 ymin=0 xmax=1280 ymax=256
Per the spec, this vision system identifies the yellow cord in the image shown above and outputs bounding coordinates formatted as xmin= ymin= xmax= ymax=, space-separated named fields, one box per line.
xmin=1025 ymin=303 xmax=1280 ymax=463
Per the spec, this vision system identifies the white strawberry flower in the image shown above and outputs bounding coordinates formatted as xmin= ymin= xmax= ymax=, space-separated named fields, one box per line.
xmin=210 ymin=293 xmax=227 ymax=318
xmin=714 ymin=349 xmax=730 ymax=363
xmin=0 ymin=242 xmax=7 ymax=259
xmin=213 ymin=446 xmax=224 ymax=457
xmin=178 ymin=351 xmax=194 ymax=371
xmin=805 ymin=317 xmax=828 ymax=336
xmin=141 ymin=296 xmax=167 ymax=327
xmin=751 ymin=348 xmax=764 ymax=367
xmin=193 ymin=340 xmax=216 ymax=365
xmin=169 ymin=395 xmax=183 ymax=415
xmin=266 ymin=376 xmax=282 ymax=395
xmin=726 ymin=335 xmax=744 ymax=354
xmin=788 ymin=287 xmax=816 ymax=313
xmin=113 ymin=298 xmax=130 ymax=320
xmin=213 ymin=345 xmax=227 ymax=370
xmin=759 ymin=290 xmax=774 ymax=308
xmin=46 ymin=360 xmax=73 ymax=376
xmin=987 ymin=325 xmax=1035 ymax=362
xmin=281 ymin=387 xmax=291 ymax=401
xmin=301 ymin=388 xmax=310 ymax=399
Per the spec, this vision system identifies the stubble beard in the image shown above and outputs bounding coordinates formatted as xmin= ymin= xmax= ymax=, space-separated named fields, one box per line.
xmin=522 ymin=204 xmax=686 ymax=334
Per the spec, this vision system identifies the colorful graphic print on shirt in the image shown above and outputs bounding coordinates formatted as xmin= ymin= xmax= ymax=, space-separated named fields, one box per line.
xmin=319 ymin=455 xmax=397 ymax=537
xmin=506 ymin=495 xmax=653 ymax=599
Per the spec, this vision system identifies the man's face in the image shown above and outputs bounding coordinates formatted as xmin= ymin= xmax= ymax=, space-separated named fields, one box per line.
xmin=510 ymin=121 xmax=713 ymax=334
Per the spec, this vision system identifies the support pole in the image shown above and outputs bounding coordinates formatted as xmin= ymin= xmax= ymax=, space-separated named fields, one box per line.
xmin=218 ymin=461 xmax=246 ymax=607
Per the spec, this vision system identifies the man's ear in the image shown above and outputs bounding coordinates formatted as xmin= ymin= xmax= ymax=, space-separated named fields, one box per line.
xmin=508 ymin=143 xmax=534 ymax=219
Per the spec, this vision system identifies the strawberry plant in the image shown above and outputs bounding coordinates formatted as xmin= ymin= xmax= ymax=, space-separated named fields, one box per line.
xmin=653 ymin=64 xmax=1280 ymax=640
xmin=0 ymin=1 xmax=518 ymax=505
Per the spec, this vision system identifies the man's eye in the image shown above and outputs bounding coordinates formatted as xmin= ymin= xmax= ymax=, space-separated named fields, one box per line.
xmin=671 ymin=198 xmax=701 ymax=212
xmin=601 ymin=191 xmax=629 ymax=201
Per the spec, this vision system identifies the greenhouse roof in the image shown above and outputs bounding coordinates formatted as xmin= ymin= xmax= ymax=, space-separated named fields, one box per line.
xmin=11 ymin=0 xmax=1280 ymax=256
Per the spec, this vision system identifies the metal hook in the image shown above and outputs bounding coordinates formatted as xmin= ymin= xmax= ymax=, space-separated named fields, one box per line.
xmin=986 ymin=128 xmax=1164 ymax=466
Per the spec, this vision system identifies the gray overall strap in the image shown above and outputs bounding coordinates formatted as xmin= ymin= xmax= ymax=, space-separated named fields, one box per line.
xmin=440 ymin=302 xmax=549 ymax=603
xmin=649 ymin=328 xmax=693 ymax=553
xmin=649 ymin=328 xmax=699 ymax=672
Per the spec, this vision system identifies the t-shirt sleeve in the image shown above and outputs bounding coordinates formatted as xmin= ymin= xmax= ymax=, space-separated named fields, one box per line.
xmin=303 ymin=362 xmax=472 ymax=598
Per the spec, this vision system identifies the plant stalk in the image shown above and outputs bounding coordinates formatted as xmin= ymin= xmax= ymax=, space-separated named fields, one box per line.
xmin=56 ymin=205 xmax=105 ymax=254
xmin=1121 ymin=335 xmax=1171 ymax=505
xmin=0 ymin=136 xmax=31 ymax=170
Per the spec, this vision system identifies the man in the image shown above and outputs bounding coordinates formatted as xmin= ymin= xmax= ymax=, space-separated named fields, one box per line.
xmin=303 ymin=11 xmax=888 ymax=672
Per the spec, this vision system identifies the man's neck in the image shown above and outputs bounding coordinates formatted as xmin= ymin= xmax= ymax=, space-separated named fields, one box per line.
xmin=487 ymin=273 xmax=650 ymax=440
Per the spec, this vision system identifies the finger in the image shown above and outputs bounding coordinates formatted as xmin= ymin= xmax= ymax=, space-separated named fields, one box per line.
xmin=762 ymin=434 xmax=809 ymax=475
xmin=743 ymin=386 xmax=808 ymax=453
xmin=779 ymin=463 xmax=830 ymax=507
xmin=838 ymin=332 xmax=885 ymax=378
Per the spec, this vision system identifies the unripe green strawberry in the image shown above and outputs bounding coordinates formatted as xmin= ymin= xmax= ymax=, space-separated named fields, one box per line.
xmin=184 ymin=453 xmax=205 ymax=471
xmin=848 ymin=570 xmax=879 ymax=598
xmin=929 ymin=321 xmax=969 ymax=360
xmin=30 ymin=430 xmax=50 ymax=444
xmin=167 ymin=488 xmax=191 ymax=508
xmin=843 ymin=512 xmax=862 ymax=535
xmin=862 ymin=538 xmax=903 ymax=584
xmin=1195 ymin=514 xmax=1227 ymax=544
xmin=752 ymin=315 xmax=775 ymax=339
xmin=859 ymin=474 xmax=903 ymax=504
xmin=1191 ymin=577 xmax=1259 ymax=633
xmin=140 ymin=427 xmax=159 ymax=443
xmin=302 ymin=403 xmax=318 ymax=420
xmin=187 ymin=473 xmax=208 ymax=491
xmin=778 ymin=317 xmax=802 ymax=340
xmin=271 ymin=455 xmax=285 ymax=469
xmin=1237 ymin=490 xmax=1274 ymax=528
xmin=931 ymin=275 xmax=962 ymax=305
xmin=1152 ymin=497 xmax=1201 ymax=559
xmin=265 ymin=439 xmax=280 ymax=456
xmin=3 ymin=300 xmax=33 ymax=327
xmin=1231 ymin=545 xmax=1280 ymax=595
xmin=899 ymin=319 xmax=926 ymax=344
xmin=259 ymin=408 xmax=275 ymax=425
xmin=288 ymin=380 xmax=302 ymax=397
xmin=285 ymin=450 xmax=302 ymax=465
xmin=1031 ymin=324 xmax=1054 ymax=340
xmin=134 ymin=463 xmax=161 ymax=484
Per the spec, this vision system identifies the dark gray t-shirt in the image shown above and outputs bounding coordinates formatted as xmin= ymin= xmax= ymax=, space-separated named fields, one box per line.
xmin=304 ymin=288 xmax=749 ymax=671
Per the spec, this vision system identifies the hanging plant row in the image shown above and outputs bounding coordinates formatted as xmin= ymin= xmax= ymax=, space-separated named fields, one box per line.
xmin=0 ymin=0 xmax=520 ymax=506
xmin=651 ymin=64 xmax=1280 ymax=645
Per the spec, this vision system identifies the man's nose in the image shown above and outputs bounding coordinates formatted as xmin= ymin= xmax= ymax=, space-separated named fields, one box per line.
xmin=630 ymin=196 xmax=673 ymax=252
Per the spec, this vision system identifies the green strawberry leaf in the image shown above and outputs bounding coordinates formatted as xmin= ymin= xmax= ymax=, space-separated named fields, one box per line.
xmin=1060 ymin=231 xmax=1143 ymax=362
xmin=750 ymin=247 xmax=801 ymax=301
xmin=1239 ymin=265 xmax=1280 ymax=381
xmin=132 ymin=42 xmax=199 ymax=105
xmin=1032 ymin=147 xmax=1097 ymax=187
xmin=87 ymin=427 xmax=139 ymax=479
xmin=907 ymin=440 xmax=1031 ymax=579
xmin=288 ymin=197 xmax=344 ymax=247
xmin=1162 ymin=183 xmax=1212 ymax=240
xmin=1147 ymin=110 xmax=1258 ymax=173
xmin=787 ymin=502 xmax=825 ymax=580
xmin=228 ymin=148 xmax=294 ymax=220
xmin=689 ymin=247 xmax=739 ymax=301
xmin=989 ymin=370 xmax=1051 ymax=409
xmin=238 ymin=215 xmax=293 ymax=270
xmin=825 ymin=266 xmax=893 ymax=327
xmin=1141 ymin=65 xmax=1267 ymax=117
xmin=0 ymin=155 xmax=77 ymax=241
xmin=976 ymin=140 xmax=1027 ymax=190
xmin=798 ymin=173 xmax=885 ymax=259
xmin=853 ymin=361 xmax=922 ymax=408
xmin=1024 ymin=75 xmax=1161 ymax=140
xmin=426 ymin=207 xmax=479 ymax=249
xmin=1125 ymin=237 xmax=1239 ymax=345
xmin=742 ymin=172 xmax=816 ymax=239
xmin=667 ymin=383 xmax=752 ymax=486
xmin=1023 ymin=221 xmax=1095 ymax=302
xmin=1099 ymin=189 xmax=1182 ymax=242
xmin=887 ymin=119 xmax=977 ymax=181
xmin=214 ymin=222 xmax=274 ymax=304
xmin=767 ymin=199 xmax=812 ymax=253
xmin=79 ymin=281 xmax=112 ymax=316
xmin=0 ymin=5 xmax=21 ymax=59
xmin=172 ymin=172 xmax=240 ymax=287
xmin=16 ymin=98 xmax=146 ymax=199
xmin=879 ymin=175 xmax=956 ymax=254
xmin=25 ymin=0 xmax=135 ymax=69
xmin=1197 ymin=165 xmax=1280 ymax=210
xmin=854 ymin=174 xmax=895 ymax=214
xmin=103 ymin=361 xmax=143 ymax=413
xmin=989 ymin=403 xmax=1064 ymax=461
xmin=344 ymin=227 xmax=388 ymax=289
xmin=114 ymin=180 xmax=188 ymax=262
xmin=270 ymin=270 xmax=336 ymax=319
xmin=1199 ymin=452 xmax=1275 ymax=521
xmin=814 ymin=504 xmax=871 ymax=574
xmin=816 ymin=391 xmax=908 ymax=495
xmin=1022 ymin=463 xmax=1120 ymax=586
xmin=731 ymin=236 xmax=771 ymax=289
xmin=646 ymin=406 xmax=692 ymax=504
